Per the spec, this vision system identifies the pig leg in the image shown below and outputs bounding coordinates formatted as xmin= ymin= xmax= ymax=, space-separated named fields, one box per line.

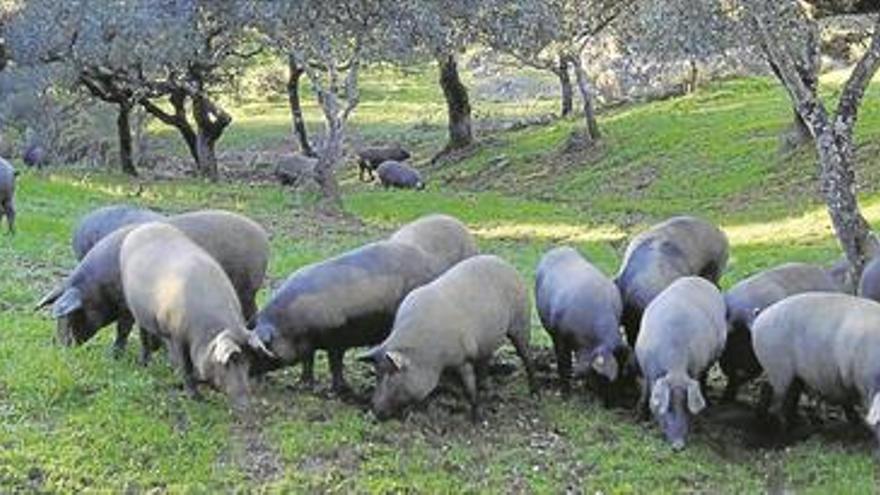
xmin=458 ymin=362 xmax=482 ymax=424
xmin=241 ymin=294 xmax=258 ymax=324
xmin=844 ymin=405 xmax=862 ymax=425
xmin=328 ymin=348 xmax=352 ymax=395
xmin=552 ymin=336 xmax=572 ymax=397
xmin=2 ymin=199 xmax=14 ymax=235
xmin=112 ymin=314 xmax=134 ymax=359
xmin=474 ymin=358 xmax=490 ymax=393
xmin=766 ymin=375 xmax=802 ymax=435
xmin=138 ymin=327 xmax=163 ymax=366
xmin=169 ymin=338 xmax=201 ymax=401
xmin=300 ymin=349 xmax=316 ymax=389
xmin=508 ymin=332 xmax=538 ymax=395
xmin=722 ymin=376 xmax=743 ymax=403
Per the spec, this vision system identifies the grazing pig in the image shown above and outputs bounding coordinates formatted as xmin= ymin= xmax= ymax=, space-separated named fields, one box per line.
xmin=376 ymin=161 xmax=425 ymax=190
xmin=275 ymin=153 xmax=318 ymax=187
xmin=23 ymin=143 xmax=48 ymax=169
xmin=720 ymin=262 xmax=841 ymax=401
xmin=357 ymin=145 xmax=411 ymax=181
xmin=251 ymin=241 xmax=438 ymax=392
xmin=616 ymin=216 xmax=728 ymax=346
xmin=388 ymin=214 xmax=478 ymax=277
xmin=121 ymin=223 xmax=265 ymax=409
xmin=360 ymin=255 xmax=537 ymax=422
xmin=636 ymin=276 xmax=726 ymax=450
xmin=536 ymin=247 xmax=626 ymax=400
xmin=0 ymin=157 xmax=16 ymax=235
xmin=72 ymin=204 xmax=165 ymax=260
xmin=752 ymin=293 xmax=880 ymax=450
xmin=38 ymin=210 xmax=269 ymax=359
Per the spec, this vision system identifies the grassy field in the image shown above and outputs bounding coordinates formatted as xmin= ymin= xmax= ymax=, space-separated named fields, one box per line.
xmin=2 ymin=63 xmax=880 ymax=492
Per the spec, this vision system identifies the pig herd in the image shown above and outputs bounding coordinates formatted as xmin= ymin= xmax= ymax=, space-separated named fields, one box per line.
xmin=34 ymin=206 xmax=880 ymax=455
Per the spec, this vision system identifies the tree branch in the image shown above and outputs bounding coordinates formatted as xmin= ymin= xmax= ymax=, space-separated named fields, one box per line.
xmin=836 ymin=15 xmax=880 ymax=128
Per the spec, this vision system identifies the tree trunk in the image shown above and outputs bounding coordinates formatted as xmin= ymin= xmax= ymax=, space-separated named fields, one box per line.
xmin=314 ymin=121 xmax=343 ymax=208
xmin=555 ymin=54 xmax=574 ymax=117
xmin=687 ymin=59 xmax=699 ymax=94
xmin=116 ymin=101 xmax=137 ymax=176
xmin=287 ymin=55 xmax=314 ymax=156
xmin=141 ymin=92 xmax=199 ymax=165
xmin=192 ymin=92 xmax=231 ymax=182
xmin=438 ymin=53 xmax=473 ymax=150
xmin=815 ymin=125 xmax=874 ymax=275
xmin=569 ymin=53 xmax=601 ymax=143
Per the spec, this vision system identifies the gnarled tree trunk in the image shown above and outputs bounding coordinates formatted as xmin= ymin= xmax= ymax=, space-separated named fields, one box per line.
xmin=438 ymin=53 xmax=473 ymax=150
xmin=141 ymin=91 xmax=199 ymax=166
xmin=287 ymin=55 xmax=314 ymax=156
xmin=554 ymin=54 xmax=574 ymax=117
xmin=192 ymin=92 xmax=231 ymax=182
xmin=117 ymin=101 xmax=136 ymax=176
xmin=567 ymin=52 xmax=601 ymax=144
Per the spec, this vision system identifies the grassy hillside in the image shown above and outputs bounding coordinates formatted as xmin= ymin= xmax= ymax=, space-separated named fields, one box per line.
xmin=2 ymin=66 xmax=880 ymax=492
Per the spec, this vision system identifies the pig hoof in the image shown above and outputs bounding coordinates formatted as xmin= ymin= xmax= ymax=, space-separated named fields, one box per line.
xmin=332 ymin=383 xmax=354 ymax=397
xmin=110 ymin=345 xmax=126 ymax=360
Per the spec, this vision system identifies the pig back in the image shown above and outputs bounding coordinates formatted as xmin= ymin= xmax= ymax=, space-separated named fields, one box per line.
xmin=389 ymin=214 xmax=477 ymax=276
xmin=637 ymin=277 xmax=726 ymax=376
xmin=168 ymin=210 xmax=269 ymax=305
xmin=121 ymin=223 xmax=243 ymax=336
xmin=72 ymin=205 xmax=164 ymax=260
xmin=726 ymin=262 xmax=840 ymax=328
xmin=752 ymin=292 xmax=880 ymax=399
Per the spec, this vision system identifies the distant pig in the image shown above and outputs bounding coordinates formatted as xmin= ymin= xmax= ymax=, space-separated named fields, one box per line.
xmin=616 ymin=216 xmax=728 ymax=346
xmin=38 ymin=210 xmax=269 ymax=359
xmin=275 ymin=153 xmax=318 ymax=187
xmin=376 ymin=161 xmax=425 ymax=190
xmin=0 ymin=157 xmax=16 ymax=235
xmin=388 ymin=214 xmax=478 ymax=277
xmin=720 ymin=262 xmax=841 ymax=401
xmin=752 ymin=293 xmax=880 ymax=450
xmin=23 ymin=143 xmax=48 ymax=169
xmin=859 ymin=255 xmax=880 ymax=303
xmin=360 ymin=255 xmax=537 ymax=422
xmin=828 ymin=257 xmax=856 ymax=294
xmin=357 ymin=145 xmax=411 ymax=181
xmin=121 ymin=223 xmax=267 ymax=409
xmin=536 ymin=247 xmax=626 ymax=400
xmin=72 ymin=204 xmax=165 ymax=260
xmin=251 ymin=241 xmax=437 ymax=392
xmin=636 ymin=276 xmax=726 ymax=450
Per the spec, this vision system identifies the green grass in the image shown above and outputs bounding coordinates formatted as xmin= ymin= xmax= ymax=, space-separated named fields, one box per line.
xmin=2 ymin=63 xmax=880 ymax=492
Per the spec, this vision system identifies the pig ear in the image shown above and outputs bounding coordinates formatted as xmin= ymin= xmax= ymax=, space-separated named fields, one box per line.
xmin=246 ymin=330 xmax=275 ymax=358
xmin=686 ymin=378 xmax=707 ymax=415
xmin=212 ymin=330 xmax=242 ymax=366
xmin=357 ymin=345 xmax=384 ymax=364
xmin=36 ymin=285 xmax=65 ymax=311
xmin=385 ymin=350 xmax=410 ymax=372
xmin=592 ymin=354 xmax=619 ymax=382
xmin=650 ymin=377 xmax=671 ymax=415
xmin=865 ymin=393 xmax=880 ymax=427
xmin=51 ymin=288 xmax=83 ymax=318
